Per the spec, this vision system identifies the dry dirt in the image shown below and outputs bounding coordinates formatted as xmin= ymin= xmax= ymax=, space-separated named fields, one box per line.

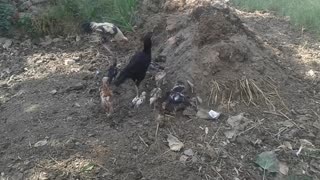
xmin=1 ymin=0 xmax=320 ymax=180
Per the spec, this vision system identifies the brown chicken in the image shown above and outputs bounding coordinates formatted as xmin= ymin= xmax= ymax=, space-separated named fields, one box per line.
xmin=100 ymin=77 xmax=113 ymax=116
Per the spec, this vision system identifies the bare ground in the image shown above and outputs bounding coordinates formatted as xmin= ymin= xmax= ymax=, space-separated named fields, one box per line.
xmin=1 ymin=1 xmax=320 ymax=180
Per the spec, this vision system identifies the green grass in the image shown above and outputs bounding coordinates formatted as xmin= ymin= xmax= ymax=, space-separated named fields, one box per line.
xmin=32 ymin=0 xmax=137 ymax=35
xmin=0 ymin=1 xmax=15 ymax=35
xmin=232 ymin=0 xmax=320 ymax=35
xmin=0 ymin=0 xmax=137 ymax=37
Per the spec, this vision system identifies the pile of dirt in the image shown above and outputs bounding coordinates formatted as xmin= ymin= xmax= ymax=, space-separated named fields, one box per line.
xmin=143 ymin=4 xmax=289 ymax=111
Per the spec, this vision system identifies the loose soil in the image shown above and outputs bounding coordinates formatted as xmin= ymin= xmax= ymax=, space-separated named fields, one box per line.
xmin=1 ymin=0 xmax=320 ymax=179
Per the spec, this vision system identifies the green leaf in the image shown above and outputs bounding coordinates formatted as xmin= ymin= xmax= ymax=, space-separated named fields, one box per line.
xmin=255 ymin=151 xmax=279 ymax=173
xmin=285 ymin=175 xmax=313 ymax=180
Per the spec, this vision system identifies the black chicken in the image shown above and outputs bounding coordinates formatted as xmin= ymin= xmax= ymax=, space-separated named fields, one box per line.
xmin=114 ymin=32 xmax=153 ymax=98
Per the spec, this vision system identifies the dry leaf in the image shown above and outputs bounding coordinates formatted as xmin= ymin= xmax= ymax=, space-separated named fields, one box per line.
xmin=227 ymin=113 xmax=244 ymax=128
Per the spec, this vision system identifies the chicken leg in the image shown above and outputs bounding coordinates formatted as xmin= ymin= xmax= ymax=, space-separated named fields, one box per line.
xmin=135 ymin=84 xmax=139 ymax=98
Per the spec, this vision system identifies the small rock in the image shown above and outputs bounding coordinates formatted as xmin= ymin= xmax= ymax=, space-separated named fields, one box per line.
xmin=40 ymin=36 xmax=52 ymax=46
xmin=76 ymin=36 xmax=81 ymax=42
xmin=224 ymin=130 xmax=236 ymax=139
xmin=179 ymin=155 xmax=189 ymax=162
xmin=283 ymin=141 xmax=293 ymax=150
xmin=184 ymin=149 xmax=194 ymax=156
xmin=50 ymin=89 xmax=57 ymax=95
xmin=306 ymin=70 xmax=316 ymax=77
xmin=203 ymin=71 xmax=209 ymax=76
xmin=3 ymin=39 xmax=12 ymax=49
xmin=279 ymin=162 xmax=289 ymax=175
xmin=64 ymin=59 xmax=76 ymax=65
xmin=183 ymin=107 xmax=195 ymax=116
xmin=52 ymin=38 xmax=61 ymax=43
xmin=34 ymin=139 xmax=48 ymax=147
xmin=235 ymin=136 xmax=248 ymax=145
xmin=66 ymin=116 xmax=73 ymax=121
xmin=196 ymin=96 xmax=203 ymax=104
xmin=132 ymin=146 xmax=138 ymax=151
xmin=167 ymin=134 xmax=184 ymax=151
xmin=88 ymin=133 xmax=95 ymax=137
xmin=74 ymin=103 xmax=80 ymax=107
xmin=39 ymin=172 xmax=49 ymax=180
xmin=66 ymin=82 xmax=86 ymax=92
xmin=191 ymin=156 xmax=197 ymax=163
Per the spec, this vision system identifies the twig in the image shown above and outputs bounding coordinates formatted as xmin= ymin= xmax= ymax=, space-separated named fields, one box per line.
xmin=263 ymin=111 xmax=283 ymax=117
xmin=151 ymin=149 xmax=170 ymax=162
xmin=49 ymin=155 xmax=62 ymax=166
xmin=227 ymin=90 xmax=233 ymax=112
xmin=155 ymin=123 xmax=159 ymax=139
xmin=95 ymin=163 xmax=110 ymax=172
xmin=139 ymin=135 xmax=149 ymax=147
xmin=312 ymin=110 xmax=320 ymax=121
xmin=37 ymin=118 xmax=43 ymax=124
xmin=263 ymin=111 xmax=301 ymax=129
xmin=209 ymin=125 xmax=221 ymax=145
xmin=278 ymin=111 xmax=300 ymax=129
xmin=205 ymin=174 xmax=212 ymax=180
xmin=208 ymin=85 xmax=214 ymax=106
xmin=211 ymin=166 xmax=225 ymax=180
xmin=274 ymin=87 xmax=289 ymax=111
xmin=238 ymin=119 xmax=265 ymax=136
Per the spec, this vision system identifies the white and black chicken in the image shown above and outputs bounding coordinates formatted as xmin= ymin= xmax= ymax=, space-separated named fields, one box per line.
xmin=82 ymin=21 xmax=128 ymax=43
xmin=162 ymin=81 xmax=190 ymax=113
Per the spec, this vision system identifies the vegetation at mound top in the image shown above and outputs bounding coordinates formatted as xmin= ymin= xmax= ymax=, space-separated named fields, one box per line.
xmin=232 ymin=0 xmax=320 ymax=36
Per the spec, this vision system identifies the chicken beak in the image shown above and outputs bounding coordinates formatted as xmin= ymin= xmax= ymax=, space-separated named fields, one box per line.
xmin=122 ymin=37 xmax=129 ymax=42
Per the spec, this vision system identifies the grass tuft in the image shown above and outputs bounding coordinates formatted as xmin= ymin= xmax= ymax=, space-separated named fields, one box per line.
xmin=232 ymin=0 xmax=320 ymax=35
xmin=32 ymin=0 xmax=137 ymax=36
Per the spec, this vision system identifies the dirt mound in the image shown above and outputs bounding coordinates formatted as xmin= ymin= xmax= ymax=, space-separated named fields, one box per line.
xmin=144 ymin=5 xmax=287 ymax=111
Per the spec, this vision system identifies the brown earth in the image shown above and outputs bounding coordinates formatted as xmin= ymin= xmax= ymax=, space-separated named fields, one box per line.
xmin=1 ymin=0 xmax=320 ymax=179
